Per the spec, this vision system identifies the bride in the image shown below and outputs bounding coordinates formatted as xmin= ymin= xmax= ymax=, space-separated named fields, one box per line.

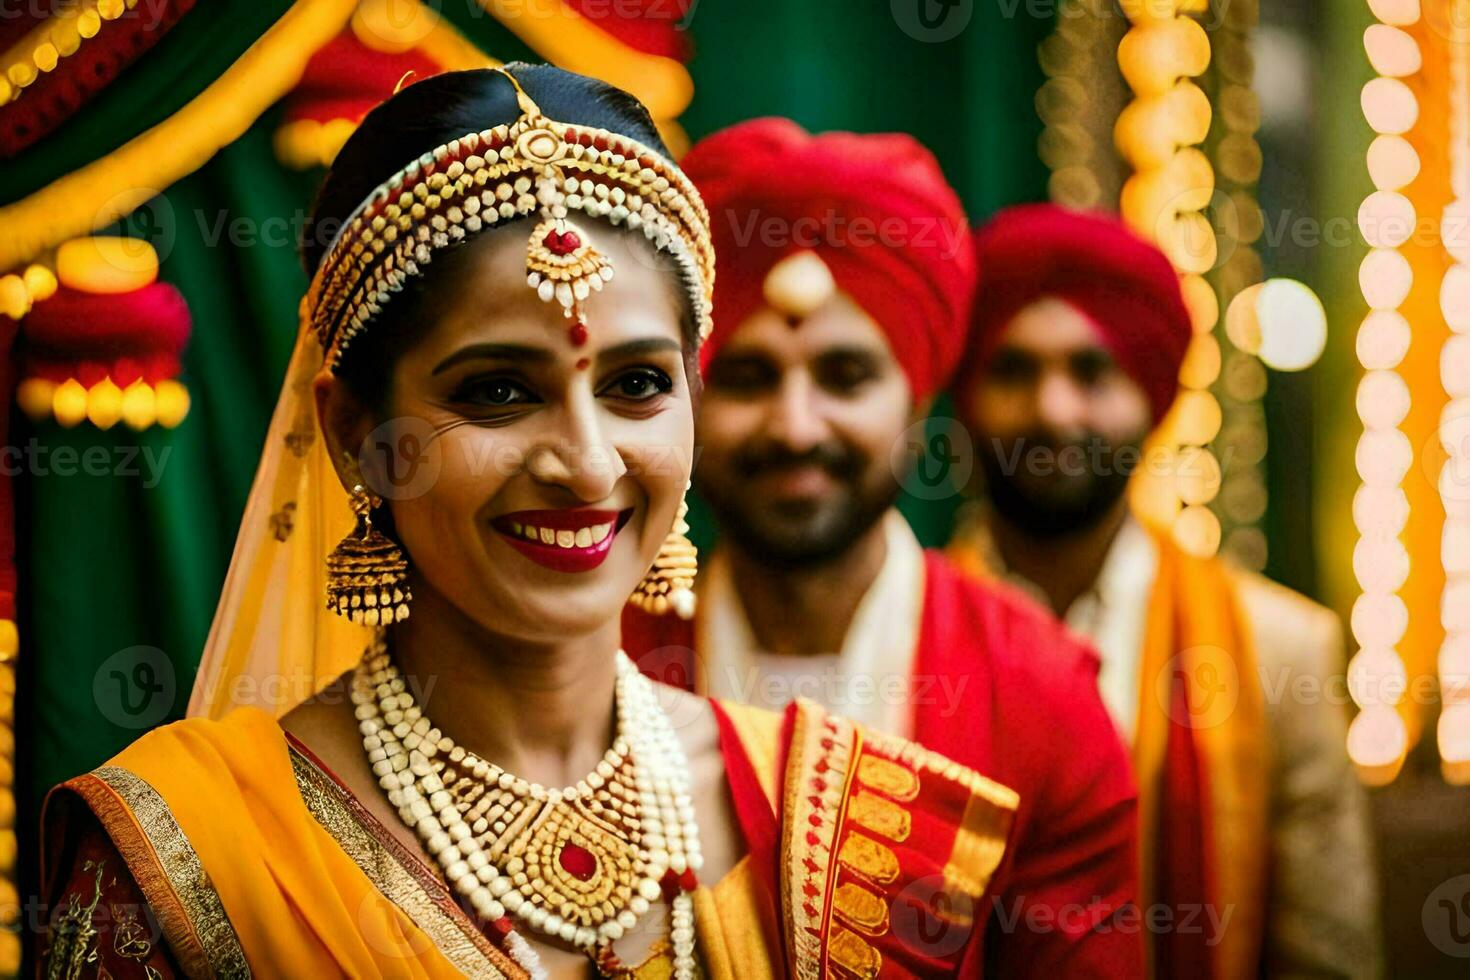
xmin=40 ymin=65 xmax=1020 ymax=978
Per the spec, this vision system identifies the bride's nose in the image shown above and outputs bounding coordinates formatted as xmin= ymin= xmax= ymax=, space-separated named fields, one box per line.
xmin=523 ymin=390 xmax=627 ymax=502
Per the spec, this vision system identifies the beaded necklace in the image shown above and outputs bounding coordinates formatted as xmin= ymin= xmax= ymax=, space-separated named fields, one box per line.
xmin=351 ymin=643 xmax=702 ymax=978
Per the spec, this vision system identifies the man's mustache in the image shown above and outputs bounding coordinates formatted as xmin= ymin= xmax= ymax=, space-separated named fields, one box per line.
xmin=732 ymin=441 xmax=863 ymax=480
xmin=1002 ymin=432 xmax=1126 ymax=457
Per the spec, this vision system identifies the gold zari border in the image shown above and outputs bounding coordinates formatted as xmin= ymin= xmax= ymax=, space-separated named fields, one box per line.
xmin=287 ymin=745 xmax=522 ymax=978
xmin=89 ymin=766 xmax=251 ymax=979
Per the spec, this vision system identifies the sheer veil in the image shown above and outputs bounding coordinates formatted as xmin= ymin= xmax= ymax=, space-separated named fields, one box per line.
xmin=186 ymin=317 xmax=375 ymax=719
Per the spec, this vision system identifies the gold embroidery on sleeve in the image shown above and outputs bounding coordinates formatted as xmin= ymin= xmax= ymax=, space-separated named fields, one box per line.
xmin=827 ymin=923 xmax=882 ymax=978
xmin=854 ymin=756 xmax=919 ymax=802
xmin=837 ymin=834 xmax=900 ymax=886
xmin=846 ymin=790 xmax=911 ymax=842
xmin=832 ymin=882 xmax=889 ymax=937
xmin=111 ymin=903 xmax=153 ymax=961
xmin=43 ymin=860 xmax=104 ymax=980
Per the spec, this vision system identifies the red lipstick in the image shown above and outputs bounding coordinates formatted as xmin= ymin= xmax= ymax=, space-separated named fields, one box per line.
xmin=492 ymin=508 xmax=631 ymax=573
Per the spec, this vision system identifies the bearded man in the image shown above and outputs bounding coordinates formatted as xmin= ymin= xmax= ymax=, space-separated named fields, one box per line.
xmin=949 ymin=203 xmax=1382 ymax=979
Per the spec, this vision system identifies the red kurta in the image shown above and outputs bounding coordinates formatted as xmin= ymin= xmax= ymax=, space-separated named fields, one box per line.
xmin=624 ymin=550 xmax=1143 ymax=977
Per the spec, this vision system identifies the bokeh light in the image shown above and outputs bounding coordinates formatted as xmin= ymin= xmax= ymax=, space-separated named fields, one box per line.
xmin=1256 ymin=278 xmax=1329 ymax=370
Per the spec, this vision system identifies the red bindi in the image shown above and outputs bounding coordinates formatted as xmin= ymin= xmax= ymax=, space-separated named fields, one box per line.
xmin=575 ymin=357 xmax=590 ymax=370
xmin=568 ymin=321 xmax=589 ymax=347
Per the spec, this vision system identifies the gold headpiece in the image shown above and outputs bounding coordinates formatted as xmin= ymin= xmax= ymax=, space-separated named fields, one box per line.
xmin=305 ymin=67 xmax=715 ymax=368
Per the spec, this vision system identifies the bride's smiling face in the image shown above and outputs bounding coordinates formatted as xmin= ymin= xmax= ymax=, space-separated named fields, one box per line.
xmin=317 ymin=225 xmax=695 ymax=642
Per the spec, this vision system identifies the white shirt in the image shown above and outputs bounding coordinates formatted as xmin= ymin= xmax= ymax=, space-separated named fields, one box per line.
xmin=1057 ymin=517 xmax=1156 ymax=744
xmin=978 ymin=514 xmax=1157 ymax=745
xmin=695 ymin=510 xmax=927 ymax=738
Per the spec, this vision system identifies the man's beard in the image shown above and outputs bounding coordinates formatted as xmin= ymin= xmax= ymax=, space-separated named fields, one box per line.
xmin=977 ymin=430 xmax=1146 ymax=539
xmin=699 ymin=440 xmax=899 ymax=570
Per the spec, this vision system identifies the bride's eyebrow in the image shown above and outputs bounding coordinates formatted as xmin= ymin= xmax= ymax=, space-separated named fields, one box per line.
xmin=432 ymin=343 xmax=554 ymax=375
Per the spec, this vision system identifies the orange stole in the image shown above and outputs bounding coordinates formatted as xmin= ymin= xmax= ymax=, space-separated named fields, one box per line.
xmin=1134 ymin=535 xmax=1268 ymax=980
xmin=718 ymin=697 xmax=1020 ymax=979
xmin=948 ymin=528 xmax=1269 ymax=979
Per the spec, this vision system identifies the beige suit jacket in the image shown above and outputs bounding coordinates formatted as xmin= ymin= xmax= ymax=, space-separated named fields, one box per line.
xmin=1230 ymin=569 xmax=1383 ymax=979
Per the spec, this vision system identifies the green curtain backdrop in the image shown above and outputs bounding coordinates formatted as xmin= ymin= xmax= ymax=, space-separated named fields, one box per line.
xmin=14 ymin=117 xmax=319 ymax=943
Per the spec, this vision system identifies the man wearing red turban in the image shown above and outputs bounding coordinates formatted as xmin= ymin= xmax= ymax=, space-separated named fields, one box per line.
xmin=625 ymin=120 xmax=1143 ymax=975
xmin=950 ymin=203 xmax=1381 ymax=979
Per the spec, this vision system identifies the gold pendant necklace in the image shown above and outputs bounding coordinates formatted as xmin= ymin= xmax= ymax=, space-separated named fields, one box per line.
xmin=352 ymin=642 xmax=702 ymax=979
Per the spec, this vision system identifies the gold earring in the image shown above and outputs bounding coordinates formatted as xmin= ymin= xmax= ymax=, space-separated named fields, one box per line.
xmin=629 ymin=486 xmax=698 ymax=619
xmin=326 ymin=484 xmax=412 ymax=625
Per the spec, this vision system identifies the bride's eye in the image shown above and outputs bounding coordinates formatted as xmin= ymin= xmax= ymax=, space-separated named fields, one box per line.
xmin=601 ymin=367 xmax=673 ymax=401
xmin=452 ymin=376 xmax=537 ymax=407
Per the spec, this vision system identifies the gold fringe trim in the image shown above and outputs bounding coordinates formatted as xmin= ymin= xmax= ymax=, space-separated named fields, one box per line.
xmin=0 ymin=0 xmax=135 ymax=107
xmin=17 ymin=377 xmax=189 ymax=430
xmin=0 ymin=0 xmax=359 ymax=272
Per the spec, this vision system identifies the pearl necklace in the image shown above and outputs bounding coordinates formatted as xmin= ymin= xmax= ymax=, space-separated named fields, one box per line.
xmin=350 ymin=644 xmax=702 ymax=979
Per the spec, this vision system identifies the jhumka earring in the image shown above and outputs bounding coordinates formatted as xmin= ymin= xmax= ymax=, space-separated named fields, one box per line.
xmin=326 ymin=484 xmax=412 ymax=625
xmin=629 ymin=484 xmax=698 ymax=619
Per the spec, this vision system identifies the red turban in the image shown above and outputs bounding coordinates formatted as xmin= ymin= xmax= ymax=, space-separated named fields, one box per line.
xmin=681 ymin=118 xmax=975 ymax=401
xmin=964 ymin=204 xmax=1192 ymax=423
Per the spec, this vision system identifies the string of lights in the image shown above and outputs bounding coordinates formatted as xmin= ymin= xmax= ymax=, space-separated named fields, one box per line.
xmin=1115 ymin=0 xmax=1225 ymax=557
